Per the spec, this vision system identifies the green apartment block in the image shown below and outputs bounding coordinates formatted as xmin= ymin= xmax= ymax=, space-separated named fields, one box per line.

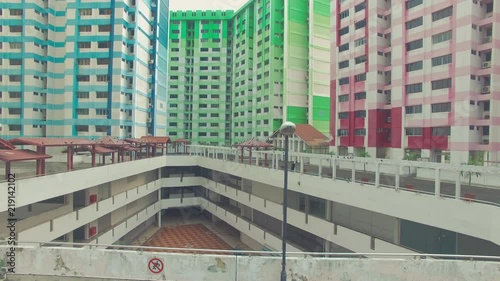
xmin=167 ymin=0 xmax=330 ymax=145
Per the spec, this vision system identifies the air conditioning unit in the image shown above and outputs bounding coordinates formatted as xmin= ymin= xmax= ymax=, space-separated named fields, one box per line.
xmin=149 ymin=103 xmax=153 ymax=108
xmin=147 ymin=118 xmax=152 ymax=122
xmin=481 ymin=86 xmax=490 ymax=93
xmin=386 ymin=117 xmax=392 ymax=123
xmin=305 ymin=75 xmax=309 ymax=80
xmin=483 ymin=36 xmax=492 ymax=44
xmin=149 ymin=60 xmax=154 ymax=64
xmin=482 ymin=61 xmax=491 ymax=68
xmin=484 ymin=114 xmax=490 ymax=120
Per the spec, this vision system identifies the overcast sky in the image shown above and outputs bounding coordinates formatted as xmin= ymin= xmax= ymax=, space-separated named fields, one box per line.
xmin=170 ymin=0 xmax=248 ymax=11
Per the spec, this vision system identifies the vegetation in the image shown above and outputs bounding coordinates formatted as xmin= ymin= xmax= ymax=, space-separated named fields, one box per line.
xmin=358 ymin=151 xmax=370 ymax=171
xmin=461 ymin=156 xmax=483 ymax=187
xmin=403 ymin=150 xmax=420 ymax=174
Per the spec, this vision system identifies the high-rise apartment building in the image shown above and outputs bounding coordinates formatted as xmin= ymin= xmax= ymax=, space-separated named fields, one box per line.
xmin=0 ymin=0 xmax=169 ymax=139
xmin=167 ymin=0 xmax=330 ymax=145
xmin=330 ymin=0 xmax=499 ymax=165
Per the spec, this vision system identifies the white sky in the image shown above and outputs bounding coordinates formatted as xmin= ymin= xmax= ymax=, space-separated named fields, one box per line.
xmin=169 ymin=0 xmax=248 ymax=11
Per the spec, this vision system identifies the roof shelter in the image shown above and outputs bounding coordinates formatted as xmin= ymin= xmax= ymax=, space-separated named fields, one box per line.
xmin=172 ymin=138 xmax=191 ymax=154
xmin=0 ymin=139 xmax=16 ymax=150
xmin=269 ymin=124 xmax=329 ymax=154
xmin=0 ymin=149 xmax=53 ymax=179
xmin=94 ymin=136 xmax=138 ymax=164
xmin=8 ymin=138 xmax=94 ymax=175
xmin=124 ymin=136 xmax=171 ymax=158
xmin=234 ymin=138 xmax=274 ymax=166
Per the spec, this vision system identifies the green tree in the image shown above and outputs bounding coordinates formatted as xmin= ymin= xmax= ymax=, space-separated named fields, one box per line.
xmin=358 ymin=151 xmax=371 ymax=172
xmin=403 ymin=150 xmax=419 ymax=174
xmin=461 ymin=156 xmax=483 ymax=187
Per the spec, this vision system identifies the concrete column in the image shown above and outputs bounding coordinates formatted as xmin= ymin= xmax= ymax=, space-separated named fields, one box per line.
xmin=455 ymin=170 xmax=461 ymax=199
xmin=351 ymin=161 xmax=356 ymax=182
xmin=300 ymin=156 xmax=304 ymax=174
xmin=318 ymin=158 xmax=323 ymax=176
xmin=324 ymin=240 xmax=331 ymax=253
xmin=325 ymin=201 xmax=332 ymax=222
xmin=375 ymin=162 xmax=380 ymax=187
xmin=332 ymin=158 xmax=336 ymax=179
xmin=157 ymin=211 xmax=162 ymax=227
xmin=395 ymin=165 xmax=400 ymax=190
xmin=255 ymin=153 xmax=259 ymax=166
xmin=66 ymin=231 xmax=74 ymax=244
xmin=435 ymin=168 xmax=441 ymax=197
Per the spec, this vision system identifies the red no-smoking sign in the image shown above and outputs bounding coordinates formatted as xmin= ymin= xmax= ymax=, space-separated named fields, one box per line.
xmin=148 ymin=258 xmax=164 ymax=274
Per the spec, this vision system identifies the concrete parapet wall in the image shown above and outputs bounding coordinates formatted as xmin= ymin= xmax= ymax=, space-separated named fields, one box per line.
xmin=0 ymin=246 xmax=499 ymax=281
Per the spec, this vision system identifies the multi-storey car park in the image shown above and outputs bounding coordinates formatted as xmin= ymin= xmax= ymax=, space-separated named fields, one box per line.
xmin=167 ymin=0 xmax=331 ymax=145
xmin=0 ymin=136 xmax=499 ymax=280
xmin=0 ymin=0 xmax=169 ymax=139
xmin=330 ymin=0 xmax=499 ymax=165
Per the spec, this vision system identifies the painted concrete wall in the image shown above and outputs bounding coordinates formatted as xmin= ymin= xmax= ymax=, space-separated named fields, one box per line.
xmin=0 ymin=246 xmax=498 ymax=281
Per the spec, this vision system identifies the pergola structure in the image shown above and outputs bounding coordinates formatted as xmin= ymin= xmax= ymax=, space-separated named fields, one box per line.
xmin=8 ymin=138 xmax=94 ymax=174
xmin=0 ymin=139 xmax=16 ymax=150
xmin=172 ymin=138 xmax=191 ymax=154
xmin=125 ymin=136 xmax=171 ymax=158
xmin=234 ymin=138 xmax=274 ymax=166
xmin=94 ymin=136 xmax=140 ymax=164
xmin=0 ymin=150 xmax=53 ymax=179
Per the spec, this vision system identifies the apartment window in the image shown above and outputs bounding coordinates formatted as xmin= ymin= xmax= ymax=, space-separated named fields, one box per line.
xmin=98 ymin=25 xmax=112 ymax=32
xmin=99 ymin=8 xmax=112 ymax=15
xmin=340 ymin=10 xmax=349 ymax=19
xmin=432 ymin=30 xmax=452 ymax=44
xmin=355 ymin=73 xmax=366 ymax=82
xmin=77 ymin=92 xmax=89 ymax=99
xmin=431 ymin=78 xmax=452 ymax=90
xmin=405 ymin=105 xmax=422 ymax=114
xmin=432 ymin=127 xmax=451 ymax=136
xmin=355 ymin=92 xmax=366 ymax=100
xmin=339 ymin=77 xmax=349 ymax=85
xmin=339 ymin=60 xmax=349 ymax=69
xmin=171 ymin=57 xmax=179 ymax=61
xmin=79 ymin=25 xmax=92 ymax=32
xmin=9 ymin=92 xmax=21 ymax=98
xmin=354 ymin=129 xmax=366 ymax=136
xmin=79 ymin=9 xmax=92 ymax=16
xmin=201 ymin=29 xmax=209 ymax=33
xmin=355 ymin=55 xmax=366 ymax=64
xmin=355 ymin=19 xmax=366 ymax=30
xmin=431 ymin=102 xmax=452 ymax=113
xmin=354 ymin=37 xmax=366 ymax=47
xmin=97 ymin=58 xmax=110 ymax=65
xmin=432 ymin=6 xmax=453 ymax=21
xmin=77 ymin=75 xmax=90 ymax=82
xmin=406 ymin=17 xmax=423 ymax=30
xmin=338 ymin=112 xmax=349 ymax=119
xmin=355 ymin=110 xmax=366 ymax=118
xmin=339 ymin=26 xmax=349 ymax=36
xmin=354 ymin=2 xmax=366 ymax=12
xmin=432 ymin=54 xmax=452 ymax=66
xmin=338 ymin=129 xmax=349 ymax=136
xmin=96 ymin=75 xmax=109 ymax=82
xmin=10 ymin=9 xmax=23 ymax=16
xmin=9 ymin=59 xmax=22 ymax=66
xmin=77 ymin=59 xmax=90 ymax=65
xmin=406 ymin=83 xmax=423 ymax=94
xmin=78 ymin=42 xmax=91 ymax=48
xmin=76 ymin=126 xmax=89 ymax=132
xmin=9 ymin=125 xmax=21 ymax=131
xmin=96 ymin=126 xmax=108 ymax=132
xmin=9 ymin=75 xmax=21 ymax=82
xmin=212 ymin=57 xmax=220 ymax=61
xmin=8 ymin=108 xmax=22 ymax=115
xmin=339 ymin=95 xmax=349 ymax=102
xmin=96 ymin=92 xmax=109 ymax=98
xmin=339 ymin=43 xmax=349 ymax=52
xmin=99 ymin=42 xmax=111 ymax=49
xmin=96 ymin=109 xmax=108 ymax=115
xmin=76 ymin=108 xmax=89 ymax=115
xmin=9 ymin=42 xmax=22 ymax=49
xmin=406 ymin=0 xmax=423 ymax=9
xmin=406 ymin=61 xmax=423 ymax=72
xmin=201 ymin=48 xmax=209 ymax=52
xmin=406 ymin=128 xmax=422 ymax=136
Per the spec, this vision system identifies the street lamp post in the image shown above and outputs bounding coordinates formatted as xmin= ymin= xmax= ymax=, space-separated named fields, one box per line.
xmin=279 ymin=121 xmax=296 ymax=281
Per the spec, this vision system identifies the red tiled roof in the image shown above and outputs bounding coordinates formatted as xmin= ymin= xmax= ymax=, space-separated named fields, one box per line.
xmin=0 ymin=139 xmax=16 ymax=150
xmin=92 ymin=146 xmax=116 ymax=154
xmin=9 ymin=138 xmax=94 ymax=147
xmin=294 ymin=124 xmax=329 ymax=147
xmin=94 ymin=136 xmax=129 ymax=146
xmin=122 ymin=145 xmax=141 ymax=151
xmin=172 ymin=138 xmax=191 ymax=144
xmin=140 ymin=136 xmax=171 ymax=143
xmin=0 ymin=149 xmax=52 ymax=162
xmin=235 ymin=138 xmax=274 ymax=148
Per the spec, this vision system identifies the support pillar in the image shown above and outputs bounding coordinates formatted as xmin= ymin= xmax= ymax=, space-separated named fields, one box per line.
xmin=36 ymin=146 xmax=43 ymax=176
xmin=351 ymin=161 xmax=356 ymax=182
xmin=67 ymin=146 xmax=73 ymax=171
xmin=111 ymin=152 xmax=115 ymax=164
xmin=375 ymin=162 xmax=380 ymax=187
xmin=121 ymin=149 xmax=125 ymax=162
xmin=318 ymin=159 xmax=322 ymax=176
xmin=130 ymin=151 xmax=133 ymax=161
xmin=102 ymin=154 xmax=105 ymax=166
xmin=5 ymin=162 xmax=11 ymax=180
xmin=91 ymin=145 xmax=96 ymax=167
xmin=332 ymin=158 xmax=336 ymax=179
xmin=455 ymin=170 xmax=461 ymax=199
xmin=41 ymin=147 xmax=46 ymax=175
xmin=157 ymin=211 xmax=162 ymax=227
xmin=146 ymin=144 xmax=150 ymax=158
xmin=300 ymin=156 xmax=304 ymax=174
xmin=435 ymin=168 xmax=441 ymax=197
xmin=395 ymin=165 xmax=400 ymax=190
xmin=240 ymin=148 xmax=244 ymax=163
xmin=264 ymin=153 xmax=268 ymax=167
xmin=249 ymin=148 xmax=253 ymax=165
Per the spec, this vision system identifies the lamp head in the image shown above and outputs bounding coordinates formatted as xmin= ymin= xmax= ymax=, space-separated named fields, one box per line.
xmin=279 ymin=121 xmax=296 ymax=136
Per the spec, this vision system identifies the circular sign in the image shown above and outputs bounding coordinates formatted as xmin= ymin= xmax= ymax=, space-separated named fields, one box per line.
xmin=148 ymin=258 xmax=164 ymax=274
